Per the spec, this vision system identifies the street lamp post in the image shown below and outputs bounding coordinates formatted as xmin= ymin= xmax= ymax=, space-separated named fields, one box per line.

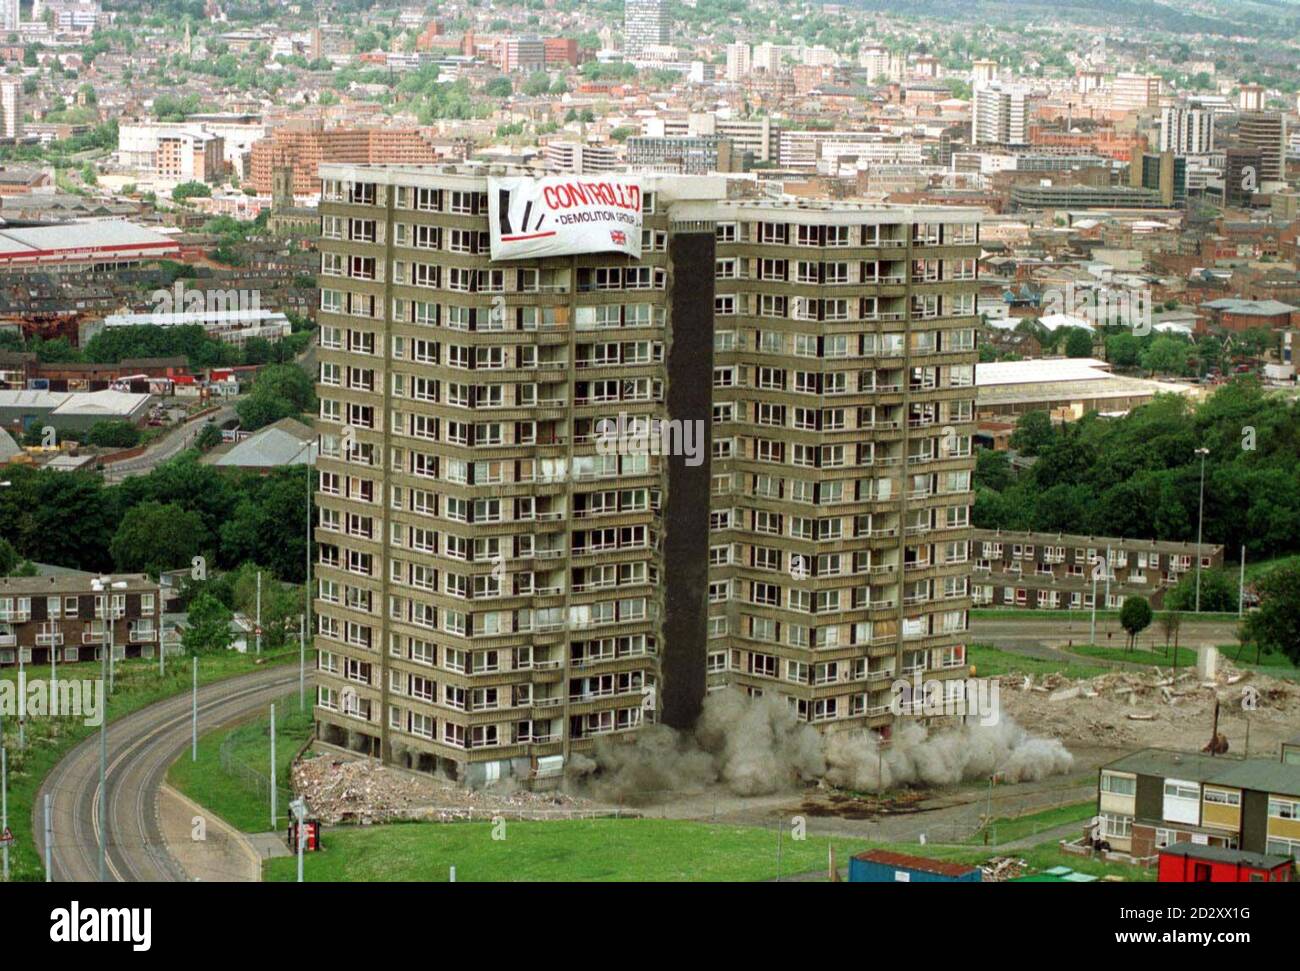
xmin=1194 ymin=447 xmax=1210 ymax=613
xmin=90 ymin=575 xmax=126 ymax=884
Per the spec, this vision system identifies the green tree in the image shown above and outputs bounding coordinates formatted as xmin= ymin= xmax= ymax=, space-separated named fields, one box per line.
xmin=1063 ymin=328 xmax=1093 ymax=358
xmin=1240 ymin=564 xmax=1300 ymax=666
xmin=110 ymin=501 xmax=208 ymax=577
xmin=1164 ymin=568 xmax=1237 ymax=613
xmin=1119 ymin=596 xmax=1153 ymax=651
xmin=1141 ymin=336 xmax=1191 ymax=376
xmin=522 ymin=71 xmax=551 ymax=96
xmin=182 ymin=591 xmax=234 ymax=654
xmin=1008 ymin=411 xmax=1055 ymax=456
xmin=0 ymin=536 xmax=19 ymax=576
xmin=974 ymin=448 xmax=1013 ymax=492
xmin=218 ymin=467 xmax=313 ymax=582
xmin=228 ymin=563 xmax=301 ymax=649
xmin=172 ymin=180 xmax=212 ymax=202
xmin=236 ymin=363 xmax=315 ymax=431
xmin=1105 ymin=332 xmax=1142 ymax=368
xmin=0 ymin=469 xmax=114 ymax=570
xmin=86 ymin=420 xmax=142 ymax=448
xmin=194 ymin=423 xmax=223 ymax=451
xmin=484 ymin=76 xmax=512 ymax=98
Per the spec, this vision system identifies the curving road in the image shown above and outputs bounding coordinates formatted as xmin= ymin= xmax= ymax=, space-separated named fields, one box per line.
xmin=100 ymin=404 xmax=239 ymax=481
xmin=35 ymin=665 xmax=300 ymax=882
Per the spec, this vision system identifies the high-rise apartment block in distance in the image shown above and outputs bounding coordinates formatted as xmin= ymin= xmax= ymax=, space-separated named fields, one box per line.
xmin=312 ymin=164 xmax=980 ymax=786
xmin=725 ymin=42 xmax=751 ymax=81
xmin=1237 ymin=111 xmax=1287 ymax=185
xmin=624 ymin=0 xmax=668 ymax=57
xmin=971 ymin=60 xmax=998 ymax=86
xmin=1111 ymin=72 xmax=1161 ymax=111
xmin=0 ymin=79 xmax=21 ymax=140
xmin=1159 ymin=106 xmax=1215 ymax=156
xmin=972 ymin=83 xmax=1029 ymax=146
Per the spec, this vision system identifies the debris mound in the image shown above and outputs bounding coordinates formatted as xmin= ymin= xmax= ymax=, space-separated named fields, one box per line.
xmin=293 ymin=755 xmax=594 ymax=825
xmin=999 ymin=657 xmax=1295 ymax=751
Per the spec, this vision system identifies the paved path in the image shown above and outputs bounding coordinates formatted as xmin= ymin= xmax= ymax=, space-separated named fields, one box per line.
xmin=158 ymin=784 xmax=261 ymax=882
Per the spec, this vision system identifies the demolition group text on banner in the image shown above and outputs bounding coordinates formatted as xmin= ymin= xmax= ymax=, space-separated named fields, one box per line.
xmin=488 ymin=176 xmax=644 ymax=261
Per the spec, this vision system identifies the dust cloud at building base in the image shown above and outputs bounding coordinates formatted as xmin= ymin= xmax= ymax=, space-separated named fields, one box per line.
xmin=565 ymin=689 xmax=1073 ymax=803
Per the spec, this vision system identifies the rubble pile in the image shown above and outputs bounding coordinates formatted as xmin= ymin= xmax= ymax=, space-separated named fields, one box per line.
xmin=999 ymin=659 xmax=1295 ymax=751
xmin=292 ymin=755 xmax=594 ymax=825
xmin=981 ymin=856 xmax=1028 ymax=881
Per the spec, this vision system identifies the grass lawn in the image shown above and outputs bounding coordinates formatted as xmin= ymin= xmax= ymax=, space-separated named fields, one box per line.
xmin=0 ymin=649 xmax=296 ymax=882
xmin=967 ymin=643 xmax=1109 ymax=680
xmin=968 ymin=801 xmax=1096 ymax=846
xmin=1214 ymin=644 xmax=1300 ymax=680
xmin=263 ymin=816 xmax=1155 ymax=883
xmin=168 ymin=692 xmax=314 ymax=834
xmin=265 ymin=818 xmax=849 ymax=882
xmin=972 ymin=608 xmax=1241 ymax=623
xmin=1066 ymin=643 xmax=1201 ymax=668
xmin=1242 ymin=554 xmax=1300 ymax=582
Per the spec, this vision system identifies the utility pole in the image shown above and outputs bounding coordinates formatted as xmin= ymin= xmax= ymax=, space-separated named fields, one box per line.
xmin=93 ymin=577 xmax=126 ymax=696
xmin=17 ymin=638 xmax=23 ymax=750
xmin=2 ymin=745 xmax=8 ymax=882
xmin=269 ymin=703 xmax=277 ymax=830
xmin=1104 ymin=546 xmax=1112 ymax=609
xmin=1238 ymin=544 xmax=1246 ymax=618
xmin=303 ymin=438 xmax=312 ymax=654
xmin=299 ymin=614 xmax=306 ymax=711
xmin=255 ymin=570 xmax=262 ymax=655
xmin=99 ymin=616 xmax=108 ymax=883
xmin=191 ymin=656 xmax=197 ymax=762
xmin=50 ymin=619 xmax=56 ymax=685
xmin=1090 ymin=571 xmax=1099 ymax=644
xmin=1194 ymin=447 xmax=1210 ymax=613
xmin=43 ymin=793 xmax=51 ymax=882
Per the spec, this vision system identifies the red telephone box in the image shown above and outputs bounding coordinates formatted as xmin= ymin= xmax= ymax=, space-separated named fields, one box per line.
xmin=288 ymin=819 xmax=322 ymax=852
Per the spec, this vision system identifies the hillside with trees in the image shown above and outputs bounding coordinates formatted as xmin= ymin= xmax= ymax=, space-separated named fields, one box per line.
xmin=974 ymin=379 xmax=1300 ymax=560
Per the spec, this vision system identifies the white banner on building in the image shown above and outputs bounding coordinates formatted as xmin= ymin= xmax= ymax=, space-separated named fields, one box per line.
xmin=487 ymin=176 xmax=643 ymax=261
